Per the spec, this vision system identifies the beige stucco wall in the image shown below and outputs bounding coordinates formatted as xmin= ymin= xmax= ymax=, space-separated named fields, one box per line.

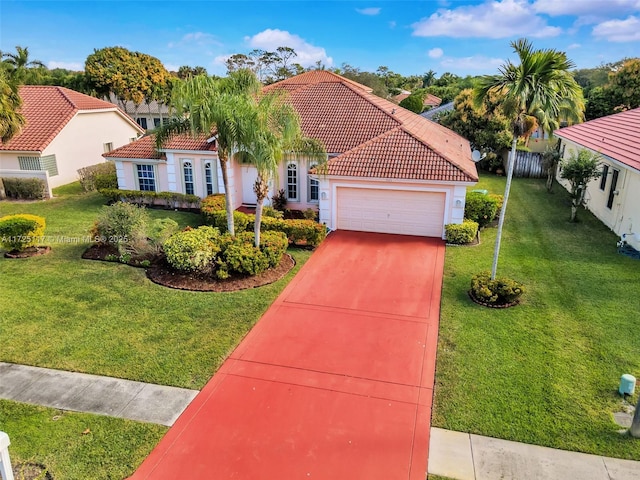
xmin=557 ymin=139 xmax=640 ymax=249
xmin=42 ymin=110 xmax=141 ymax=188
xmin=318 ymin=177 xmax=471 ymax=239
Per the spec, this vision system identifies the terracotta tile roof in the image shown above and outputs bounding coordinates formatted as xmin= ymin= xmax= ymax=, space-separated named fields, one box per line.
xmin=264 ymin=70 xmax=373 ymax=93
xmin=322 ymin=127 xmax=472 ymax=181
xmin=0 ymin=86 xmax=142 ymax=152
xmin=103 ymin=133 xmax=216 ymax=160
xmin=108 ymin=93 xmax=169 ymax=115
xmin=555 ymin=107 xmax=640 ymax=172
xmin=267 ymin=73 xmax=476 ymax=182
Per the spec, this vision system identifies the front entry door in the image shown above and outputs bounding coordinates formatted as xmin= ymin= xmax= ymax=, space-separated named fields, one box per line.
xmin=242 ymin=165 xmax=258 ymax=205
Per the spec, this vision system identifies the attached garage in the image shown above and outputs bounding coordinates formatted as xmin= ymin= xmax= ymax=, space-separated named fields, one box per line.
xmin=336 ymin=187 xmax=446 ymax=237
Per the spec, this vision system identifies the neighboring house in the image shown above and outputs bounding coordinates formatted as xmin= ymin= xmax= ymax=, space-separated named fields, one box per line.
xmin=393 ymin=91 xmax=442 ymax=109
xmin=105 ymin=71 xmax=477 ymax=238
xmin=108 ymin=93 xmax=170 ymax=131
xmin=420 ymin=101 xmax=454 ymax=121
xmin=555 ymin=107 xmax=640 ymax=250
xmin=0 ymin=86 xmax=143 ymax=192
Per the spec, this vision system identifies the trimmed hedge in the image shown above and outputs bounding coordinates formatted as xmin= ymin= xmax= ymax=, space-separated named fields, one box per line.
xmin=99 ymin=189 xmax=200 ymax=209
xmin=470 ymin=271 xmax=524 ymax=305
xmin=445 ymin=220 xmax=479 ymax=244
xmin=206 ymin=210 xmax=253 ymax=234
xmin=201 ymin=194 xmax=227 ymax=215
xmin=0 ymin=214 xmax=46 ymax=251
xmin=162 ymin=227 xmax=288 ymax=278
xmin=164 ymin=226 xmax=221 ymax=274
xmin=465 ymin=191 xmax=499 ymax=228
xmin=1 ymin=177 xmax=46 ymax=200
xmin=78 ymin=162 xmax=117 ymax=192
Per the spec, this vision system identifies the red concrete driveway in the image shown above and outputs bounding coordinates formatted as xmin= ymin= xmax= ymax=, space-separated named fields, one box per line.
xmin=131 ymin=230 xmax=445 ymax=480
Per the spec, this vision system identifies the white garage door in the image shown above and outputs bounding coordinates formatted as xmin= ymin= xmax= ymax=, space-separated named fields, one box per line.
xmin=336 ymin=187 xmax=446 ymax=237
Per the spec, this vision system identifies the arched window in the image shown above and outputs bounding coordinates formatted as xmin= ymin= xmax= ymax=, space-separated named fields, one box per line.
xmin=308 ymin=163 xmax=319 ymax=202
xmin=287 ymin=162 xmax=298 ymax=201
xmin=183 ymin=161 xmax=194 ymax=195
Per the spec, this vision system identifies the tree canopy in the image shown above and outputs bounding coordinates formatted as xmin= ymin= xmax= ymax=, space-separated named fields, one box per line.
xmin=0 ymin=68 xmax=25 ymax=142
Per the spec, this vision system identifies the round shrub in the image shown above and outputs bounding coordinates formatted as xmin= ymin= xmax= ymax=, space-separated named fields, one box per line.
xmin=220 ymin=235 xmax=270 ymax=278
xmin=259 ymin=230 xmax=289 ymax=267
xmin=470 ymin=271 xmax=524 ymax=306
xmin=90 ymin=202 xmax=148 ymax=247
xmin=164 ymin=226 xmax=221 ymax=273
xmin=204 ymin=209 xmax=253 ymax=234
xmin=464 ymin=192 xmax=499 ymax=228
xmin=0 ymin=214 xmax=46 ymax=252
xmin=445 ymin=220 xmax=479 ymax=244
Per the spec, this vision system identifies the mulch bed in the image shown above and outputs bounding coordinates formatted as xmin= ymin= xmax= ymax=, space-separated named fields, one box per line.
xmin=147 ymin=254 xmax=295 ymax=292
xmin=82 ymin=243 xmax=296 ymax=292
xmin=468 ymin=289 xmax=519 ymax=309
xmin=4 ymin=246 xmax=51 ymax=258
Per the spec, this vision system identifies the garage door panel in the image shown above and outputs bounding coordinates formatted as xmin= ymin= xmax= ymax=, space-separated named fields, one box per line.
xmin=336 ymin=187 xmax=446 ymax=237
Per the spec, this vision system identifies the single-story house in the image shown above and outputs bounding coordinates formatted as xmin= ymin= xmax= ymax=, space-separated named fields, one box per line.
xmin=555 ymin=107 xmax=640 ymax=250
xmin=0 ymin=86 xmax=143 ymax=191
xmin=105 ymin=71 xmax=477 ymax=238
xmin=393 ymin=91 xmax=442 ymax=109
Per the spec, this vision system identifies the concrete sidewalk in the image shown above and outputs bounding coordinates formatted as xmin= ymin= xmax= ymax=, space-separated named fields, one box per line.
xmin=428 ymin=427 xmax=640 ymax=480
xmin=0 ymin=362 xmax=198 ymax=426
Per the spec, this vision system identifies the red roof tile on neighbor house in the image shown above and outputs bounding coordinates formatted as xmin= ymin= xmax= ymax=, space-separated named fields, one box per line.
xmin=103 ymin=133 xmax=217 ymax=160
xmin=0 ymin=86 xmax=138 ymax=152
xmin=555 ymin=107 xmax=640 ymax=172
xmin=266 ymin=72 xmax=476 ymax=182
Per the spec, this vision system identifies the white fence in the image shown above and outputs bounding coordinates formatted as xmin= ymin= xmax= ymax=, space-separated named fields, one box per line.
xmin=0 ymin=169 xmax=52 ymax=198
xmin=0 ymin=432 xmax=14 ymax=480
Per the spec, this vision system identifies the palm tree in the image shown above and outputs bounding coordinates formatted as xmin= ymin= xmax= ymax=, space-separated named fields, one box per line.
xmin=0 ymin=69 xmax=25 ymax=143
xmin=156 ymin=70 xmax=262 ymax=236
xmin=475 ymin=38 xmax=584 ymax=279
xmin=2 ymin=46 xmax=45 ymax=84
xmin=247 ymin=91 xmax=325 ymax=246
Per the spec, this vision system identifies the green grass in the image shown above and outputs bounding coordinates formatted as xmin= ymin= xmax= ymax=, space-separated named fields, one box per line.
xmin=434 ymin=174 xmax=640 ymax=460
xmin=0 ymin=399 xmax=166 ymax=480
xmin=0 ymin=183 xmax=312 ymax=389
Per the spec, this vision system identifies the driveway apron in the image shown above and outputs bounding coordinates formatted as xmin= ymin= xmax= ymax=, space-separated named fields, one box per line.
xmin=130 ymin=230 xmax=445 ymax=480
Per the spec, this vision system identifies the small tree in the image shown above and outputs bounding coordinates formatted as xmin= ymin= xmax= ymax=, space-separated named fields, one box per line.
xmin=541 ymin=142 xmax=562 ymax=193
xmin=399 ymin=92 xmax=425 ymax=113
xmin=560 ymin=150 xmax=602 ymax=222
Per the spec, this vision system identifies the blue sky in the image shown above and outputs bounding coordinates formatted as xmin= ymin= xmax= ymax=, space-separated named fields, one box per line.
xmin=1 ymin=0 xmax=639 ymax=77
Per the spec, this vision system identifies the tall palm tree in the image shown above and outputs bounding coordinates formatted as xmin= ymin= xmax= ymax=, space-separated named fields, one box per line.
xmin=0 ymin=69 xmax=25 ymax=143
xmin=247 ymin=91 xmax=325 ymax=246
xmin=156 ymin=70 xmax=262 ymax=236
xmin=475 ymin=38 xmax=584 ymax=279
xmin=2 ymin=46 xmax=44 ymax=84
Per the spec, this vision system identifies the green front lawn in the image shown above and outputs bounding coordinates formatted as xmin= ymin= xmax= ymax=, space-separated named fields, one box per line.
xmin=0 ymin=400 xmax=166 ymax=480
xmin=0 ymin=184 xmax=313 ymax=478
xmin=0 ymin=185 xmax=311 ymax=389
xmin=434 ymin=175 xmax=640 ymax=460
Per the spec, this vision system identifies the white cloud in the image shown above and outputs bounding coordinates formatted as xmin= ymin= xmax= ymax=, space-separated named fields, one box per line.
xmin=412 ymin=0 xmax=562 ymax=39
xmin=168 ymin=32 xmax=220 ymax=48
xmin=48 ymin=61 xmax=83 ymax=71
xmin=593 ymin=15 xmax=640 ymax=42
xmin=356 ymin=7 xmax=381 ymax=16
xmin=533 ymin=0 xmax=640 ymax=17
xmin=440 ymin=55 xmax=505 ymax=72
xmin=428 ymin=47 xmax=444 ymax=59
xmin=164 ymin=63 xmax=180 ymax=72
xmin=245 ymin=29 xmax=333 ymax=67
xmin=214 ymin=54 xmax=229 ymax=66
xmin=566 ymin=43 xmax=581 ymax=49
xmin=389 ymin=20 xmax=397 ymax=28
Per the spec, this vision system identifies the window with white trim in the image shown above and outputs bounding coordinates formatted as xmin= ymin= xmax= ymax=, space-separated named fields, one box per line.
xmin=136 ymin=164 xmax=156 ymax=191
xmin=599 ymin=165 xmax=609 ymax=191
xmin=204 ymin=161 xmax=216 ymax=196
xmin=18 ymin=155 xmax=58 ymax=177
xmin=183 ymin=160 xmax=194 ymax=195
xmin=287 ymin=162 xmax=298 ymax=201
xmin=103 ymin=142 xmax=113 ymax=153
xmin=308 ymin=163 xmax=319 ymax=202
xmin=136 ymin=118 xmax=148 ymax=130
